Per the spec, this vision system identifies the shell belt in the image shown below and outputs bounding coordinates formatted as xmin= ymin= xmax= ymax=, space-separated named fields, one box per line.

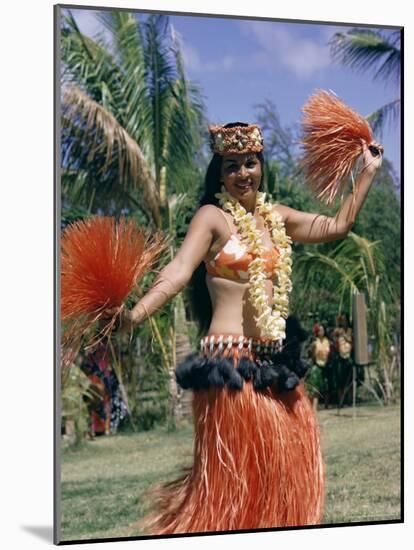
xmin=200 ymin=334 xmax=283 ymax=356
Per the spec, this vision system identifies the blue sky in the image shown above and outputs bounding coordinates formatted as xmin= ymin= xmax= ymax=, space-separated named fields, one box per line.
xmin=64 ymin=7 xmax=401 ymax=180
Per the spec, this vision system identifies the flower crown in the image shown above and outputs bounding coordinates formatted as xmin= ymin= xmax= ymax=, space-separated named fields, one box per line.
xmin=208 ymin=123 xmax=264 ymax=155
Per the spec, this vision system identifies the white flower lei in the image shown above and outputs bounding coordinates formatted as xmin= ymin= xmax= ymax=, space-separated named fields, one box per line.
xmin=215 ymin=186 xmax=293 ymax=341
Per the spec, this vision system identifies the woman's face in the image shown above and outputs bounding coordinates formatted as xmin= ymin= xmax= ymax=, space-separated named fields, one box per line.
xmin=220 ymin=153 xmax=262 ymax=201
xmin=318 ymin=326 xmax=325 ymax=338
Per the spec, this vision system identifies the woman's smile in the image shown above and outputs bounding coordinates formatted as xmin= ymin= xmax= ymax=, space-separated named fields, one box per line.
xmin=221 ymin=153 xmax=262 ymax=204
xmin=235 ymin=180 xmax=253 ymax=191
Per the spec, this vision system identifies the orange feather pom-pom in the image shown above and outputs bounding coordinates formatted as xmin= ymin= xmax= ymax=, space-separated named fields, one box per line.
xmin=61 ymin=216 xmax=167 ymax=367
xmin=299 ymin=89 xmax=374 ymax=205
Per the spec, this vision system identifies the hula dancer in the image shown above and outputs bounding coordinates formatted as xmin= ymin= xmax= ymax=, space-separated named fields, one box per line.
xmin=104 ymin=116 xmax=383 ymax=533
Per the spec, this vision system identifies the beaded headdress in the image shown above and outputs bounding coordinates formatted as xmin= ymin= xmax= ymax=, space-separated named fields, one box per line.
xmin=209 ymin=123 xmax=264 ymax=155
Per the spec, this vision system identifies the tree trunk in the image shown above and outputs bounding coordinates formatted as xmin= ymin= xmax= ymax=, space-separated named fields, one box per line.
xmin=166 ymin=318 xmax=179 ymax=431
xmin=172 ymin=293 xmax=192 ymax=426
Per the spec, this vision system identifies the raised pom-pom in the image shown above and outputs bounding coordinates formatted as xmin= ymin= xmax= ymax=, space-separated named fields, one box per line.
xmin=299 ymin=89 xmax=374 ymax=204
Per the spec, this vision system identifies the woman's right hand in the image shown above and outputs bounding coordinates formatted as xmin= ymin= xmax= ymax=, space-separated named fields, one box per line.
xmin=360 ymin=138 xmax=384 ymax=175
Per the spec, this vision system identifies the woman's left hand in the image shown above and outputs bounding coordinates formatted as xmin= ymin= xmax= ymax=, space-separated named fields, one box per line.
xmin=99 ymin=305 xmax=134 ymax=334
xmin=361 ymin=138 xmax=384 ymax=175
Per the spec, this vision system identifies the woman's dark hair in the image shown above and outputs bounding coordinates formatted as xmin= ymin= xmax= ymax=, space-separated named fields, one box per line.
xmin=187 ymin=122 xmax=265 ymax=335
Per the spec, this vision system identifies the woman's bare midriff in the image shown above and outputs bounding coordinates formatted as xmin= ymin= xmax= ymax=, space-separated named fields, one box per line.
xmin=203 ymin=209 xmax=279 ymax=338
xmin=206 ymin=272 xmax=274 ymax=338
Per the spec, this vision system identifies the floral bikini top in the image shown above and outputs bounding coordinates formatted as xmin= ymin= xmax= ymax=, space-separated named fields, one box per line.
xmin=205 ymin=208 xmax=280 ymax=282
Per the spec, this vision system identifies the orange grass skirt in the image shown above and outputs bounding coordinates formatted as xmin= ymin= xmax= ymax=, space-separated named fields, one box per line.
xmin=134 ymin=335 xmax=326 ymax=535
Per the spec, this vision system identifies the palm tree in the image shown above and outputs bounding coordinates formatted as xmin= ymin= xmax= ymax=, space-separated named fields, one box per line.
xmin=328 ymin=28 xmax=401 ymax=138
xmin=60 ymin=9 xmax=207 ymax=427
xmin=61 ymin=10 xmax=206 ymax=222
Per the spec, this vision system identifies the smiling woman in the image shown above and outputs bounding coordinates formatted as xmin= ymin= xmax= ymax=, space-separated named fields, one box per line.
xmin=99 ymin=117 xmax=385 ymax=535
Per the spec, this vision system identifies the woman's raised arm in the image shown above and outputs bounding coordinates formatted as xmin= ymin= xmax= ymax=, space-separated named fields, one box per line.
xmin=276 ymin=139 xmax=384 ymax=244
xmin=128 ymin=204 xmax=219 ymax=325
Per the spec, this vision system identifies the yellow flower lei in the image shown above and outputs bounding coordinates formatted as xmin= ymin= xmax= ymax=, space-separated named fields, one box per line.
xmin=215 ymin=186 xmax=293 ymax=341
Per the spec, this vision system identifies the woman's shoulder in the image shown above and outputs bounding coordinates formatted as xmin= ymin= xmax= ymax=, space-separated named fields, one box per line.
xmin=270 ymin=202 xmax=293 ymax=223
xmin=197 ymin=204 xmax=222 ymax=216
xmin=192 ymin=204 xmax=227 ymax=228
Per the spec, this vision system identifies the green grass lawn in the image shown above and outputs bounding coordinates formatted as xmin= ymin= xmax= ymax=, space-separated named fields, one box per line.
xmin=60 ymin=402 xmax=401 ymax=542
xmin=318 ymin=403 xmax=401 ymax=525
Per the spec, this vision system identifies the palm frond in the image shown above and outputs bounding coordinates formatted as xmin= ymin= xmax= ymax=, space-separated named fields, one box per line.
xmin=60 ymin=10 xmax=207 ymax=228
xmin=297 ymin=250 xmax=360 ymax=293
xmin=95 ymin=11 xmax=154 ymax=164
xmin=62 ymin=84 xmax=161 ymax=226
xmin=295 ymin=230 xmax=391 ymax=319
xmin=347 ymin=232 xmax=380 ymax=276
xmin=143 ymin=14 xmax=178 ymax=184
xmin=61 ymin=11 xmax=127 ymax=120
xmin=162 ymin=29 xmax=207 ymax=195
xmin=366 ymin=98 xmax=400 ymax=139
xmin=329 ymin=29 xmax=401 ymax=85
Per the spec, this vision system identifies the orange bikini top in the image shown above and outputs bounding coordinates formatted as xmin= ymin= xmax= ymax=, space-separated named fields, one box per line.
xmin=205 ymin=208 xmax=280 ymax=282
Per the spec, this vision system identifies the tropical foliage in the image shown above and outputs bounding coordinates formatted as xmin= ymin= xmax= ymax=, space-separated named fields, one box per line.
xmin=61 ymin=10 xmax=206 ymax=222
xmin=60 ymin=9 xmax=207 ymax=435
xmin=325 ymin=27 xmax=401 ymax=402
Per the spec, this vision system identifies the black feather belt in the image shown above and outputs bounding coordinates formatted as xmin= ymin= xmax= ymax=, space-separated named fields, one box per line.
xmin=175 ymin=333 xmax=309 ymax=393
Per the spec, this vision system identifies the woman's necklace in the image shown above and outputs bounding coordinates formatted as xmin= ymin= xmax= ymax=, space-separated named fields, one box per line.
xmin=215 ymin=186 xmax=293 ymax=341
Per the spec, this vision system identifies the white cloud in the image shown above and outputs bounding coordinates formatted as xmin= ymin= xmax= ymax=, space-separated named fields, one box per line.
xmin=237 ymin=21 xmax=332 ymax=79
xmin=172 ymin=26 xmax=235 ymax=74
xmin=285 ymin=37 xmax=331 ymax=78
xmin=180 ymin=39 xmax=203 ymax=71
